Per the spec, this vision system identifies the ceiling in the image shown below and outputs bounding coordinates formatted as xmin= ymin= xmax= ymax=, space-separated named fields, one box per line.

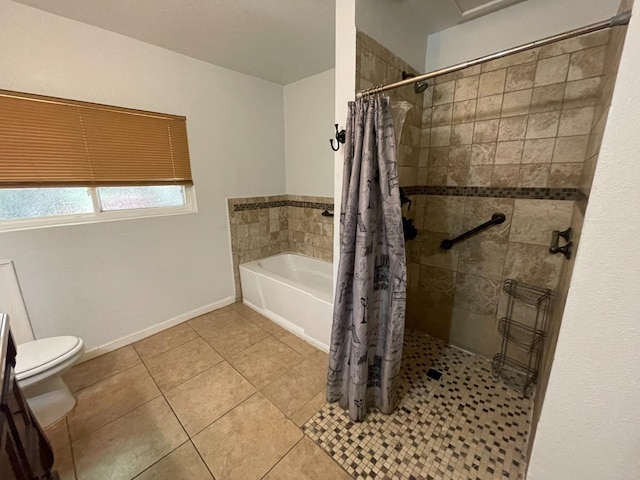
xmin=12 ymin=0 xmax=526 ymax=85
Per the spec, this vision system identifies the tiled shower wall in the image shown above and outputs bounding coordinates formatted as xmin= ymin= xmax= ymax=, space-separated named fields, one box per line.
xmin=356 ymin=27 xmax=618 ymax=360
xmin=228 ymin=195 xmax=333 ymax=299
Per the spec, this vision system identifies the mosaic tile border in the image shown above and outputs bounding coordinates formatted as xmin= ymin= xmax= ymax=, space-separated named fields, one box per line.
xmin=402 ymin=185 xmax=581 ymax=201
xmin=234 ymin=200 xmax=334 ymax=212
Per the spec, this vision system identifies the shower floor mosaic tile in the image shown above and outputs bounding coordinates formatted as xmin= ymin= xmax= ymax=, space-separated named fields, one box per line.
xmin=304 ymin=330 xmax=532 ymax=480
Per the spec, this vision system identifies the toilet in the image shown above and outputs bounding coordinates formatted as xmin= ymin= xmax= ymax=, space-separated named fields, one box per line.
xmin=1 ymin=260 xmax=84 ymax=428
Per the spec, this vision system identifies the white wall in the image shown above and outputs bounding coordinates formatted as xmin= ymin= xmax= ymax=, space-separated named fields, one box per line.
xmin=426 ymin=0 xmax=621 ymax=71
xmin=527 ymin=6 xmax=640 ymax=480
xmin=284 ymin=69 xmax=335 ymax=197
xmin=0 ymin=0 xmax=285 ymax=352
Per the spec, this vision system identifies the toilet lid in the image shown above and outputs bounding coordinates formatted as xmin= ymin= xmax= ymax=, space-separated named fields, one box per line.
xmin=15 ymin=336 xmax=84 ymax=380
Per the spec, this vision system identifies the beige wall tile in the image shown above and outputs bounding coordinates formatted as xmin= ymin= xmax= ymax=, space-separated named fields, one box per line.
xmin=468 ymin=166 xmax=493 ymax=186
xmin=481 ymin=49 xmax=539 ymax=72
xmin=501 ymin=89 xmax=532 ymax=117
xmin=553 ymin=136 xmax=589 ymax=163
xmin=539 ymin=30 xmax=609 ymax=59
xmin=547 ymin=163 xmax=583 ymax=187
xmin=534 ymin=55 xmax=570 ymax=86
xmin=476 ymin=94 xmax=503 ymax=121
xmin=416 ymin=231 xmax=459 ymax=271
xmin=558 ymin=107 xmax=595 ymax=136
xmin=510 ymin=200 xmax=574 ymax=246
xmin=431 ymin=126 xmax=452 ymax=146
xmin=449 ymin=145 xmax=472 ymax=166
xmin=518 ymin=164 xmax=550 ymax=188
xmin=498 ymin=116 xmax=528 ymax=141
xmin=473 ymin=119 xmax=500 ymax=143
xmin=432 ymin=103 xmax=453 ymax=126
xmin=447 ymin=166 xmax=470 ymax=186
xmin=418 ymin=265 xmax=457 ymax=305
xmin=522 ymin=138 xmax=556 ymax=164
xmin=471 ymin=143 xmax=497 ymax=165
xmin=433 ymin=81 xmax=455 ymax=105
xmin=505 ymin=62 xmax=537 ymax=92
xmin=427 ymin=167 xmax=447 ymax=186
xmin=451 ymin=123 xmax=474 ymax=145
xmin=478 ymin=69 xmax=506 ymax=97
xmin=462 ymin=197 xmax=514 ymax=240
xmin=449 ymin=308 xmax=501 ymax=359
xmin=503 ymin=242 xmax=563 ymax=289
xmin=530 ymin=84 xmax=564 ymax=113
xmin=491 ymin=165 xmax=520 ymax=187
xmin=495 ymin=141 xmax=524 ymax=165
xmin=455 ymin=273 xmax=500 ymax=316
xmin=563 ymin=77 xmax=603 ymax=109
xmin=457 ymin=237 xmax=508 ymax=281
xmin=429 ymin=147 xmax=450 ymax=166
xmin=452 ymin=99 xmax=477 ymax=123
xmin=454 ymin=76 xmax=480 ymax=102
xmin=526 ymin=111 xmax=561 ymax=139
xmin=568 ymin=45 xmax=606 ymax=81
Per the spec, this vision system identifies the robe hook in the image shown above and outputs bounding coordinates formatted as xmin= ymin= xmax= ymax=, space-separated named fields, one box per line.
xmin=330 ymin=124 xmax=346 ymax=151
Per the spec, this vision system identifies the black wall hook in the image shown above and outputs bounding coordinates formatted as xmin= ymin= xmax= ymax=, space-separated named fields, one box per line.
xmin=330 ymin=124 xmax=346 ymax=151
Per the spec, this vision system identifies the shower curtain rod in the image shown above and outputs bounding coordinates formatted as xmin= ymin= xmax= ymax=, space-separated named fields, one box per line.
xmin=357 ymin=10 xmax=632 ymax=98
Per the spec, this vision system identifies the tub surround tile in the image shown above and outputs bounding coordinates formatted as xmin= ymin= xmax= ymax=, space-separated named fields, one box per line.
xmin=534 ymin=54 xmax=570 ymax=86
xmin=133 ymin=323 xmax=198 ymax=361
xmin=193 ymin=394 xmax=303 ymax=480
xmin=67 ymin=364 xmax=160 ymax=441
xmin=144 ymin=337 xmax=223 ymax=392
xmin=505 ymin=62 xmax=537 ymax=92
xmin=530 ymin=84 xmax=564 ymax=113
xmin=63 ymin=346 xmax=141 ymax=393
xmin=478 ymin=69 xmax=506 ymax=97
xmin=475 ymin=94 xmax=503 ymax=121
xmin=73 ymin=397 xmax=187 ymax=480
xmin=165 ymin=361 xmax=256 ymax=436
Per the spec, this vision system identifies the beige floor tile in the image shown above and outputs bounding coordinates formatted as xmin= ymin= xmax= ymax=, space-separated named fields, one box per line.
xmin=144 ymin=338 xmax=223 ymax=392
xmin=165 ymin=361 xmax=255 ymax=436
xmin=229 ymin=302 xmax=258 ymax=317
xmin=188 ymin=309 xmax=243 ymax=337
xmin=73 ymin=397 xmax=187 ymax=480
xmin=63 ymin=346 xmax=141 ymax=393
xmin=45 ymin=418 xmax=70 ymax=452
xmin=67 ymin=364 xmax=160 ymax=441
xmin=202 ymin=317 xmax=270 ymax=357
xmin=230 ymin=336 xmax=303 ymax=389
xmin=134 ymin=323 xmax=198 ymax=361
xmin=53 ymin=443 xmax=76 ymax=480
xmin=193 ymin=393 xmax=302 ymax=480
xmin=264 ymin=437 xmax=351 ymax=480
xmin=134 ymin=442 xmax=213 ymax=480
xmin=262 ymin=351 xmax=328 ymax=417
xmin=274 ymin=330 xmax=319 ymax=357
xmin=289 ymin=390 xmax=328 ymax=427
xmin=245 ymin=313 xmax=284 ymax=334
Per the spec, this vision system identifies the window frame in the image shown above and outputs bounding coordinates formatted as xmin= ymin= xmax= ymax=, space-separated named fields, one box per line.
xmin=0 ymin=184 xmax=197 ymax=233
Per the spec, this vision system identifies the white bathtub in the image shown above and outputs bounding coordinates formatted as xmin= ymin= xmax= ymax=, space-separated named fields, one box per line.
xmin=239 ymin=253 xmax=333 ymax=352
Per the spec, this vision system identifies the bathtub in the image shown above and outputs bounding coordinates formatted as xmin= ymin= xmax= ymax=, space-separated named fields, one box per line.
xmin=239 ymin=253 xmax=333 ymax=352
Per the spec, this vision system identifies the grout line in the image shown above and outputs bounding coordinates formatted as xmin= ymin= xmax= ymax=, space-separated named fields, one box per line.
xmin=129 ymin=439 xmax=191 ymax=479
xmin=258 ymin=437 xmax=304 ymax=480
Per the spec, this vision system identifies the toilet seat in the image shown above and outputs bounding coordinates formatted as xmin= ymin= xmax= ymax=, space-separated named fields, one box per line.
xmin=15 ymin=336 xmax=84 ymax=381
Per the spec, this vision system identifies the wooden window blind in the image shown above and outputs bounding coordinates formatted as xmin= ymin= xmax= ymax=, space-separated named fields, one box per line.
xmin=0 ymin=90 xmax=192 ymax=188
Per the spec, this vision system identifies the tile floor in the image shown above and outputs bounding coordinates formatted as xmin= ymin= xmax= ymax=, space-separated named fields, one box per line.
xmin=46 ymin=302 xmax=350 ymax=480
xmin=45 ymin=304 xmax=532 ymax=480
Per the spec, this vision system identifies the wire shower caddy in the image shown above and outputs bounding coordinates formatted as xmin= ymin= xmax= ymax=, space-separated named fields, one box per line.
xmin=492 ymin=279 xmax=552 ymax=396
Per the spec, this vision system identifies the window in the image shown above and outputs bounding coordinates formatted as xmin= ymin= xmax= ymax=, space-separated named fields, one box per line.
xmin=0 ymin=90 xmax=195 ymax=231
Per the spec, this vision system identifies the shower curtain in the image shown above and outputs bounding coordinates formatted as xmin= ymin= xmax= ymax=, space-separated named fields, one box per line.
xmin=327 ymin=96 xmax=407 ymax=422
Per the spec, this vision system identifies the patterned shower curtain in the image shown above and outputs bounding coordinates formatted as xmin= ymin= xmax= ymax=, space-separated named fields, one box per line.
xmin=327 ymin=96 xmax=407 ymax=422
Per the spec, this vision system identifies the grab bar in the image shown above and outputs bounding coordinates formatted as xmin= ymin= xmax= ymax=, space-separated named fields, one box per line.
xmin=440 ymin=213 xmax=506 ymax=250
xmin=321 ymin=210 xmax=334 ymax=217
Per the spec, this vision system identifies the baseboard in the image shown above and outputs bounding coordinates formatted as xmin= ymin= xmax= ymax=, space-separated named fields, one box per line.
xmin=80 ymin=296 xmax=236 ymax=362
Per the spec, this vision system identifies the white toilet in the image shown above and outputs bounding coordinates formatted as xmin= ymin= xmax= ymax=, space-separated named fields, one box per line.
xmin=1 ymin=260 xmax=84 ymax=428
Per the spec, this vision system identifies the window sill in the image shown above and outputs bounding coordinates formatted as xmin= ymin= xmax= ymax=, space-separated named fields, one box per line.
xmin=0 ymin=204 xmax=197 ymax=233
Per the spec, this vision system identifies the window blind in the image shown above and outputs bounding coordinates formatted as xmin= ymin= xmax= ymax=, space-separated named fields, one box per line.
xmin=0 ymin=90 xmax=192 ymax=188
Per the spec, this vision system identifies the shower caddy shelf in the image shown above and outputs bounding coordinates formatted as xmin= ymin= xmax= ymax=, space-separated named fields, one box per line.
xmin=492 ymin=279 xmax=552 ymax=396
